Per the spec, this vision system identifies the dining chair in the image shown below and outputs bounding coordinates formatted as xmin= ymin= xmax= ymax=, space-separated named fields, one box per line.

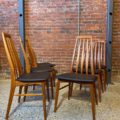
xmin=94 ymin=41 xmax=107 ymax=91
xmin=54 ymin=36 xmax=99 ymax=120
xmin=2 ymin=32 xmax=49 ymax=120
xmin=71 ymin=36 xmax=102 ymax=102
xmin=25 ymin=35 xmax=57 ymax=87
xmin=19 ymin=38 xmax=54 ymax=99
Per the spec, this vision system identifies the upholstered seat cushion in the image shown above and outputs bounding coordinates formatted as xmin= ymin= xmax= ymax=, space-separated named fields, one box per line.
xmin=37 ymin=63 xmax=56 ymax=67
xmin=57 ymin=73 xmax=97 ymax=83
xmin=31 ymin=65 xmax=53 ymax=73
xmin=17 ymin=72 xmax=49 ymax=82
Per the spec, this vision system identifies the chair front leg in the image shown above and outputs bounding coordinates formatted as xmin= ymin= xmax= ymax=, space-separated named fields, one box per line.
xmin=6 ymin=85 xmax=15 ymax=119
xmin=18 ymin=86 xmax=23 ymax=103
xmin=54 ymin=80 xmax=60 ymax=112
xmin=50 ymin=73 xmax=54 ymax=99
xmin=23 ymin=86 xmax=28 ymax=102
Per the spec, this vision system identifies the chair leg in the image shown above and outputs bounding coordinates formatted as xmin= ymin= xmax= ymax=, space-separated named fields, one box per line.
xmin=90 ymin=84 xmax=96 ymax=120
xmin=97 ymin=75 xmax=102 ymax=102
xmin=18 ymin=86 xmax=23 ymax=103
xmin=50 ymin=75 xmax=54 ymax=99
xmin=54 ymin=80 xmax=60 ymax=112
xmin=52 ymin=70 xmax=56 ymax=87
xmin=104 ymin=69 xmax=107 ymax=91
xmin=99 ymin=72 xmax=104 ymax=93
xmin=33 ymin=85 xmax=35 ymax=90
xmin=70 ymin=83 xmax=73 ymax=97
xmin=42 ymin=82 xmax=47 ymax=120
xmin=46 ymin=80 xmax=50 ymax=102
xmin=68 ymin=82 xmax=71 ymax=100
xmin=80 ymin=84 xmax=82 ymax=90
xmin=6 ymin=85 xmax=15 ymax=119
xmin=23 ymin=86 xmax=28 ymax=102
xmin=93 ymin=83 xmax=98 ymax=105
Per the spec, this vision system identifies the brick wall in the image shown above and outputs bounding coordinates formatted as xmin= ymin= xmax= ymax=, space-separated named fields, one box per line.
xmin=0 ymin=0 xmax=19 ymax=78
xmin=25 ymin=0 xmax=107 ymax=73
xmin=1 ymin=0 xmax=119 ymax=81
xmin=112 ymin=0 xmax=120 ymax=81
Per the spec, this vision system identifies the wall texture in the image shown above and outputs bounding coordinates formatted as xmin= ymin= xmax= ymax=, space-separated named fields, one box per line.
xmin=0 ymin=0 xmax=119 ymax=81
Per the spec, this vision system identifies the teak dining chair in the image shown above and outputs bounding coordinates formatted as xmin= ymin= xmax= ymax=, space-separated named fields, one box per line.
xmin=2 ymin=32 xmax=49 ymax=120
xmin=26 ymin=35 xmax=55 ymax=68
xmin=19 ymin=38 xmax=54 ymax=99
xmin=54 ymin=36 xmax=98 ymax=120
xmin=25 ymin=35 xmax=57 ymax=88
xmin=94 ymin=41 xmax=107 ymax=91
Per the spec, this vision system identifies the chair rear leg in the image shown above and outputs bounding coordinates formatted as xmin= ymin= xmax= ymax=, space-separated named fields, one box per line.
xmin=42 ymin=82 xmax=47 ymax=120
xmin=97 ymin=75 xmax=102 ymax=102
xmin=6 ymin=86 xmax=15 ymax=119
xmin=70 ymin=83 xmax=73 ymax=97
xmin=93 ymin=83 xmax=98 ymax=105
xmin=23 ymin=86 xmax=28 ymax=102
xmin=18 ymin=86 xmax=23 ymax=103
xmin=104 ymin=69 xmax=107 ymax=91
xmin=90 ymin=84 xmax=96 ymax=120
xmin=46 ymin=80 xmax=50 ymax=102
xmin=50 ymin=75 xmax=54 ymax=99
xmin=68 ymin=82 xmax=71 ymax=100
xmin=54 ymin=80 xmax=60 ymax=112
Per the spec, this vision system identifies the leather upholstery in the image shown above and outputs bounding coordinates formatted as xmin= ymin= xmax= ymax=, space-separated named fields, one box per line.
xmin=17 ymin=72 xmax=49 ymax=82
xmin=57 ymin=73 xmax=97 ymax=83
xmin=37 ymin=63 xmax=56 ymax=67
xmin=31 ymin=65 xmax=53 ymax=73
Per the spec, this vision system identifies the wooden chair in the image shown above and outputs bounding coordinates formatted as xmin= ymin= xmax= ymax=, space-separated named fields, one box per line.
xmin=2 ymin=32 xmax=49 ymax=120
xmin=54 ymin=36 xmax=99 ymax=120
xmin=26 ymin=35 xmax=56 ymax=68
xmin=19 ymin=38 xmax=54 ymax=99
xmin=25 ymin=35 xmax=57 ymax=87
xmin=94 ymin=41 xmax=107 ymax=91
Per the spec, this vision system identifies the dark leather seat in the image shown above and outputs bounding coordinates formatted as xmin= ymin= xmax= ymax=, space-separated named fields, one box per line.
xmin=57 ymin=73 xmax=97 ymax=83
xmin=31 ymin=65 xmax=53 ymax=73
xmin=17 ymin=72 xmax=49 ymax=82
xmin=37 ymin=63 xmax=56 ymax=68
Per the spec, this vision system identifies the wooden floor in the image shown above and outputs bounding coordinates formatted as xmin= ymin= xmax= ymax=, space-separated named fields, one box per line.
xmin=0 ymin=80 xmax=120 ymax=120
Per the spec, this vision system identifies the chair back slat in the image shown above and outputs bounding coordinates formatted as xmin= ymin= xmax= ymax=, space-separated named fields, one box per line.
xmin=74 ymin=35 xmax=94 ymax=75
xmin=94 ymin=41 xmax=106 ymax=69
xmin=71 ymin=38 xmax=79 ymax=72
xmin=2 ymin=32 xmax=22 ymax=82
xmin=19 ymin=38 xmax=31 ymax=73
xmin=26 ymin=36 xmax=37 ymax=67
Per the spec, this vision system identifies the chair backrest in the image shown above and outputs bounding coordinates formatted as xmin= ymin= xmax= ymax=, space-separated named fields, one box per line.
xmin=19 ymin=37 xmax=31 ymax=73
xmin=26 ymin=36 xmax=38 ymax=68
xmin=2 ymin=32 xmax=23 ymax=82
xmin=71 ymin=35 xmax=94 ymax=75
xmin=94 ymin=41 xmax=106 ymax=69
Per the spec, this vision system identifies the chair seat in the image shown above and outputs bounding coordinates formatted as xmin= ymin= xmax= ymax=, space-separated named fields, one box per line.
xmin=57 ymin=73 xmax=97 ymax=83
xmin=31 ymin=65 xmax=53 ymax=73
xmin=17 ymin=72 xmax=49 ymax=82
xmin=37 ymin=63 xmax=56 ymax=67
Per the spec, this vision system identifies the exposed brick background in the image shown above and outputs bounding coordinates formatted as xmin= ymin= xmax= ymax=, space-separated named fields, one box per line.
xmin=0 ymin=0 xmax=119 ymax=81
xmin=24 ymin=0 xmax=107 ymax=73
xmin=0 ymin=0 xmax=19 ymax=79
